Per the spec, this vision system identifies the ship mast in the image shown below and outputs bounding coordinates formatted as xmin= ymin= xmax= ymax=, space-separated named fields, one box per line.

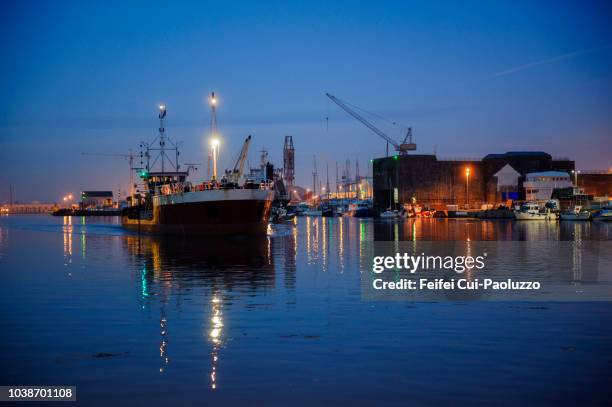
xmin=140 ymin=105 xmax=181 ymax=175
xmin=159 ymin=105 xmax=166 ymax=173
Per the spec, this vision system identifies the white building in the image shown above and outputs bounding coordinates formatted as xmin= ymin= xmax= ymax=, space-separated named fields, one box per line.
xmin=494 ymin=164 xmax=521 ymax=201
xmin=523 ymin=171 xmax=572 ymax=201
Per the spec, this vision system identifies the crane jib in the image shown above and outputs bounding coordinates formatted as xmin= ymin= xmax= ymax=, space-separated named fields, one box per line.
xmin=325 ymin=93 xmax=416 ymax=153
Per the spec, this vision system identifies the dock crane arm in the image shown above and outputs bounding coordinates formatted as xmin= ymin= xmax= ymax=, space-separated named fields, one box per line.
xmin=81 ymin=152 xmax=131 ymax=158
xmin=229 ymin=135 xmax=252 ymax=183
xmin=81 ymin=151 xmax=137 ymax=201
xmin=326 ymin=93 xmax=400 ymax=150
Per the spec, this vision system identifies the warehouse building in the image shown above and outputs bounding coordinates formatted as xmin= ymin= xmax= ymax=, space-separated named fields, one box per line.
xmin=372 ymin=152 xmax=575 ymax=210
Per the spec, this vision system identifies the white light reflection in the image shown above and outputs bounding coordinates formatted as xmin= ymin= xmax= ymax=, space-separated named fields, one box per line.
xmin=208 ymin=294 xmax=224 ymax=390
xmin=159 ymin=314 xmax=169 ymax=373
xmin=63 ymin=216 xmax=73 ymax=266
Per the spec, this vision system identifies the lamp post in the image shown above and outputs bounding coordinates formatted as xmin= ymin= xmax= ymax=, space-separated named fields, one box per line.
xmin=465 ymin=167 xmax=471 ymax=208
xmin=571 ymin=169 xmax=581 ymax=188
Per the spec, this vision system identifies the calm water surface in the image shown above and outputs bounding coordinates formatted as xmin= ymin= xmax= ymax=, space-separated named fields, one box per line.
xmin=0 ymin=215 xmax=611 ymax=406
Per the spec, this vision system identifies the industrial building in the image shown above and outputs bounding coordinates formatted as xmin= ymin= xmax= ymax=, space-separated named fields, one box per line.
xmin=578 ymin=172 xmax=612 ymax=197
xmin=81 ymin=191 xmax=114 ymax=209
xmin=372 ymin=152 xmax=576 ymax=210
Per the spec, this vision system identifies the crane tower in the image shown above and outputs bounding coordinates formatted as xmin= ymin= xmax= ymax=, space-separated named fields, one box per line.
xmin=283 ymin=136 xmax=295 ymax=187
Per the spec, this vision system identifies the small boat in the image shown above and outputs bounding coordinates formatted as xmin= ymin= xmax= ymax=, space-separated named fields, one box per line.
xmin=346 ymin=200 xmax=374 ymax=218
xmin=321 ymin=204 xmax=335 ymax=217
xmin=294 ymin=203 xmax=309 ymax=216
xmin=304 ymin=207 xmax=322 ymax=216
xmin=285 ymin=205 xmax=298 ymax=218
xmin=593 ymin=209 xmax=612 ymax=222
xmin=380 ymin=209 xmax=401 ymax=219
xmin=514 ymin=202 xmax=558 ymax=220
xmin=270 ymin=207 xmax=296 ymax=223
xmin=560 ymin=205 xmax=591 ymax=221
xmin=447 ymin=210 xmax=470 ymax=218
xmin=418 ymin=209 xmax=435 ymax=218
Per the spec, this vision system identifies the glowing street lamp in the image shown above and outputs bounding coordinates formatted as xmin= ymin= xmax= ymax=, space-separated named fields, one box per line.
xmin=62 ymin=194 xmax=74 ymax=207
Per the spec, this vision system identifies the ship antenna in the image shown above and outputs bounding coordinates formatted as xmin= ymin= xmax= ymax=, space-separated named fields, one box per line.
xmin=158 ymin=105 xmax=167 ymax=173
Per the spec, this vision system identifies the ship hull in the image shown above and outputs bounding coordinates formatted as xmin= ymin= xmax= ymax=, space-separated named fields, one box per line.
xmin=122 ymin=189 xmax=273 ymax=236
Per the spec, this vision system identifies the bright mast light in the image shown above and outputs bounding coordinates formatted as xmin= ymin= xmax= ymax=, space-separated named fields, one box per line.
xmin=210 ymin=138 xmax=220 ymax=180
xmin=208 ymin=91 xmax=219 ymax=181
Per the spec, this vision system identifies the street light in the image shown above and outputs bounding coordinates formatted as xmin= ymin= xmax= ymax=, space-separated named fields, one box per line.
xmin=571 ymin=169 xmax=581 ymax=188
xmin=62 ymin=194 xmax=74 ymax=207
xmin=465 ymin=167 xmax=471 ymax=207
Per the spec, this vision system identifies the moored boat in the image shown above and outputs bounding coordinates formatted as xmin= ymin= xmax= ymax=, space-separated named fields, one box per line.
xmin=321 ymin=204 xmax=335 ymax=217
xmin=303 ymin=206 xmax=322 ymax=216
xmin=380 ymin=209 xmax=402 ymax=219
xmin=346 ymin=200 xmax=374 ymax=218
xmin=513 ymin=202 xmax=558 ymax=220
xmin=560 ymin=205 xmax=591 ymax=221
xmin=592 ymin=209 xmax=612 ymax=222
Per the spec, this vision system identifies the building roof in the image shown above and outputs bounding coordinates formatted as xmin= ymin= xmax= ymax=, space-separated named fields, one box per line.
xmin=525 ymin=171 xmax=570 ymax=178
xmin=81 ymin=191 xmax=113 ymax=197
xmin=493 ymin=163 xmax=521 ymax=177
xmin=483 ymin=151 xmax=551 ymax=160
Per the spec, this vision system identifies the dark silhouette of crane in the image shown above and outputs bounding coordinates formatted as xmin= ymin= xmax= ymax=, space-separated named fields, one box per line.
xmin=326 ymin=93 xmax=416 ymax=156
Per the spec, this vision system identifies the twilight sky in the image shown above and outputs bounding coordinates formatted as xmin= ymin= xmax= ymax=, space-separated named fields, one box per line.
xmin=1 ymin=0 xmax=611 ymax=203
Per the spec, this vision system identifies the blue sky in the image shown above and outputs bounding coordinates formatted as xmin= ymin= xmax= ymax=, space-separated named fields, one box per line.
xmin=1 ymin=0 xmax=611 ymax=202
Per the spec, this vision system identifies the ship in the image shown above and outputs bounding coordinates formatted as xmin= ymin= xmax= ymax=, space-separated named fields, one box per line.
xmin=122 ymin=99 xmax=274 ymax=236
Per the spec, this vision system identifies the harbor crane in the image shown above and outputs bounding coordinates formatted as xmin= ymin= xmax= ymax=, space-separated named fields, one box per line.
xmin=81 ymin=151 xmax=137 ymax=200
xmin=325 ymin=93 xmax=416 ymax=156
xmin=225 ymin=135 xmax=252 ymax=184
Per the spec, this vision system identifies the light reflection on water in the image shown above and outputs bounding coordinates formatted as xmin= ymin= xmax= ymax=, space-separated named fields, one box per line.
xmin=0 ymin=215 xmax=611 ymax=405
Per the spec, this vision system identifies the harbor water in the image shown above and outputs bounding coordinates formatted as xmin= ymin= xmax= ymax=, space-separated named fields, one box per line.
xmin=0 ymin=215 xmax=611 ymax=405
